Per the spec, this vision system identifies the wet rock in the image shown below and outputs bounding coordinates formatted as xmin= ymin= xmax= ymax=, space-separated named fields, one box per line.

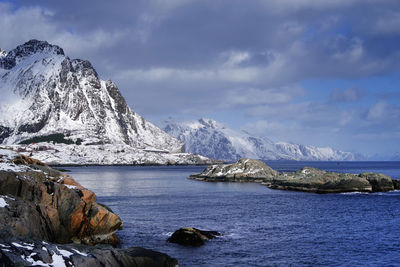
xmin=167 ymin=227 xmax=220 ymax=246
xmin=189 ymin=158 xmax=278 ymax=182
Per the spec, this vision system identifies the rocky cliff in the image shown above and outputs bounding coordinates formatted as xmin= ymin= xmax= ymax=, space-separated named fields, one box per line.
xmin=0 ymin=148 xmax=178 ymax=266
xmin=0 ymin=148 xmax=122 ymax=245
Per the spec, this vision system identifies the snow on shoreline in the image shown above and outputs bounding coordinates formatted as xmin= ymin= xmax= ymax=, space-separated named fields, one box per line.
xmin=4 ymin=143 xmax=213 ymax=166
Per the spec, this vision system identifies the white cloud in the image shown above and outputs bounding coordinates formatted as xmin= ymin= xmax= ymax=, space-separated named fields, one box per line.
xmin=0 ymin=3 xmax=127 ymax=58
xmin=223 ymin=86 xmax=305 ymax=107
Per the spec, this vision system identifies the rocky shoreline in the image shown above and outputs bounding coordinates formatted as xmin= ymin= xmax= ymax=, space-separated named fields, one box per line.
xmin=190 ymin=158 xmax=400 ymax=193
xmin=0 ymin=148 xmax=178 ymax=266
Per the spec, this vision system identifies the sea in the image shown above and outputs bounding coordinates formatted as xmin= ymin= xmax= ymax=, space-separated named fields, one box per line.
xmin=68 ymin=161 xmax=400 ymax=266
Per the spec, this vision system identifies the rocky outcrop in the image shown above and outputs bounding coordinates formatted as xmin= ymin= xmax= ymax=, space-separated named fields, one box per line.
xmin=167 ymin=228 xmax=220 ymax=246
xmin=267 ymin=167 xmax=373 ymax=193
xmin=0 ymin=148 xmax=179 ymax=265
xmin=0 ymin=149 xmax=122 ymax=245
xmin=190 ymin=158 xmax=398 ymax=194
xmin=0 ymin=236 xmax=178 ymax=267
xmin=189 ymin=158 xmax=278 ymax=182
xmin=359 ymin=172 xmax=394 ymax=192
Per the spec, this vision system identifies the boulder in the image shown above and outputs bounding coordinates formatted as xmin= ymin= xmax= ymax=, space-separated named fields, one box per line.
xmin=167 ymin=227 xmax=220 ymax=246
xmin=189 ymin=158 xmax=278 ymax=182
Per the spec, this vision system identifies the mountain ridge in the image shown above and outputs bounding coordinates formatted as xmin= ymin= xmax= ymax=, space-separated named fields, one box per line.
xmin=0 ymin=40 xmax=213 ymax=165
xmin=162 ymin=118 xmax=364 ymax=161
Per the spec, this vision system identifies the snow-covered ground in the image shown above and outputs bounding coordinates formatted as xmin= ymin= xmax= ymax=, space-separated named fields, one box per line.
xmin=6 ymin=143 xmax=212 ymax=165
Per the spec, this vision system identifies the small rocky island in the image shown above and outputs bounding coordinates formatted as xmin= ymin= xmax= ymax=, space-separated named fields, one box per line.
xmin=0 ymin=148 xmax=178 ymax=266
xmin=167 ymin=228 xmax=220 ymax=247
xmin=190 ymin=158 xmax=400 ymax=193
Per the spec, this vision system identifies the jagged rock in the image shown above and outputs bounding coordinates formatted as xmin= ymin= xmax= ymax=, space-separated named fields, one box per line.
xmin=167 ymin=227 xmax=220 ymax=246
xmin=0 ymin=149 xmax=122 ymax=245
xmin=189 ymin=158 xmax=278 ymax=182
xmin=0 ymin=236 xmax=178 ymax=267
xmin=190 ymin=159 xmax=398 ymax=194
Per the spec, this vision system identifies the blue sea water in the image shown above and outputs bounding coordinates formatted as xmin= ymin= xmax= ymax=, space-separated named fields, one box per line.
xmin=68 ymin=161 xmax=400 ymax=266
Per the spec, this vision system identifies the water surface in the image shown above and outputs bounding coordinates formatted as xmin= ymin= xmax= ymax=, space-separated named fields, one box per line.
xmin=68 ymin=162 xmax=400 ymax=266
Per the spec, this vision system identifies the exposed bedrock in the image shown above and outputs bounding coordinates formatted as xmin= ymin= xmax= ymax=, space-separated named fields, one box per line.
xmin=0 ymin=235 xmax=178 ymax=267
xmin=0 ymin=152 xmax=122 ymax=245
xmin=189 ymin=158 xmax=278 ymax=182
xmin=0 ymin=149 xmax=179 ymax=265
xmin=190 ymin=158 xmax=398 ymax=194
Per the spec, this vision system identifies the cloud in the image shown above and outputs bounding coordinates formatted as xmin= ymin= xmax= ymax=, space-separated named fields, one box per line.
xmin=223 ymin=86 xmax=305 ymax=107
xmin=1 ymin=0 xmax=400 ymax=155
xmin=330 ymin=87 xmax=365 ymax=102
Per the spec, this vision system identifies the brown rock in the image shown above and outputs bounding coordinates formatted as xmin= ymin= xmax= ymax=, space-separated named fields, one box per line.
xmin=0 ymin=153 xmax=122 ymax=245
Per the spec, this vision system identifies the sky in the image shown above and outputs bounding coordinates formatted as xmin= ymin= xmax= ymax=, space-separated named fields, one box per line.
xmin=0 ymin=0 xmax=399 ymax=157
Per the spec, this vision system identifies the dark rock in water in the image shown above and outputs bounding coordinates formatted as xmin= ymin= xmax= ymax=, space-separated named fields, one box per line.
xmin=0 ymin=236 xmax=178 ymax=267
xmin=393 ymin=179 xmax=400 ymax=190
xmin=167 ymin=227 xmax=220 ymax=246
xmin=359 ymin=172 xmax=394 ymax=192
xmin=189 ymin=158 xmax=278 ymax=182
xmin=190 ymin=159 xmax=398 ymax=194
xmin=268 ymin=167 xmax=373 ymax=193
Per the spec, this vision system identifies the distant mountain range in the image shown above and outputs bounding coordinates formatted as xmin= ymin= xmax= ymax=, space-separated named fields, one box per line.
xmin=0 ymin=40 xmax=212 ymax=165
xmin=162 ymin=118 xmax=365 ymax=161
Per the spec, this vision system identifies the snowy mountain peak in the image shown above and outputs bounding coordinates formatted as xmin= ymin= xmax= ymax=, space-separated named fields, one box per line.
xmin=163 ymin=118 xmax=363 ymax=161
xmin=198 ymin=118 xmax=219 ymax=128
xmin=0 ymin=40 xmax=184 ymax=153
xmin=1 ymin=40 xmax=64 ymax=69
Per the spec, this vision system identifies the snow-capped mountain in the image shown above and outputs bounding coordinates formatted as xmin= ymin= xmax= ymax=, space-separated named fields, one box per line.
xmin=0 ymin=40 xmax=214 ymax=165
xmin=162 ymin=118 xmax=363 ymax=161
xmin=0 ymin=40 xmax=182 ymax=151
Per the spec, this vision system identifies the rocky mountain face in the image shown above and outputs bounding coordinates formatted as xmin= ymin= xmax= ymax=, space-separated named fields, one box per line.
xmin=162 ymin=118 xmax=363 ymax=161
xmin=0 ymin=40 xmax=183 ymax=153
